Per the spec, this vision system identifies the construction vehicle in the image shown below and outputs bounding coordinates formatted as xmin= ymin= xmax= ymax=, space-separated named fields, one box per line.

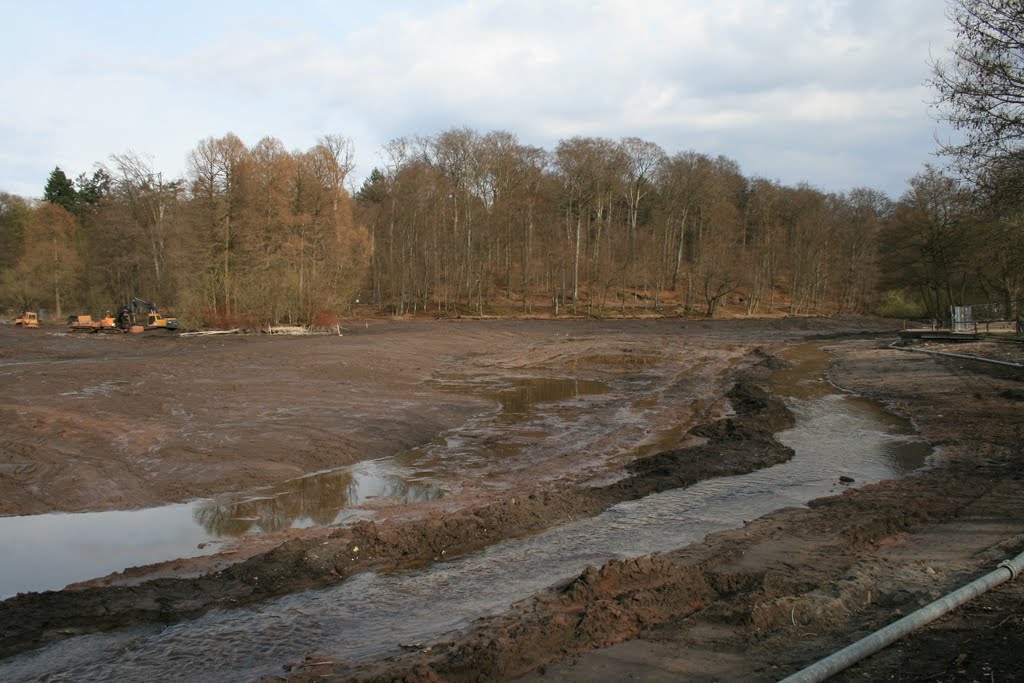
xmin=67 ymin=312 xmax=119 ymax=333
xmin=97 ymin=313 xmax=119 ymax=333
xmin=68 ymin=314 xmax=100 ymax=333
xmin=13 ymin=309 xmax=39 ymax=328
xmin=116 ymin=298 xmax=179 ymax=333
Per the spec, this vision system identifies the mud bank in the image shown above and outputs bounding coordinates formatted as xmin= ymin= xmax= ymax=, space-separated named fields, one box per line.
xmin=319 ymin=461 xmax=1017 ymax=682
xmin=281 ymin=340 xmax=1024 ymax=682
xmin=0 ymin=316 xmax=890 ymax=516
xmin=0 ymin=317 xmax=932 ymax=678
xmin=0 ymin=361 xmax=795 ymax=660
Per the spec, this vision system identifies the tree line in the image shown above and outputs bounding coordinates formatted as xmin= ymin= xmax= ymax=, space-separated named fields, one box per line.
xmin=1 ymin=134 xmax=369 ymax=325
xmin=353 ymin=130 xmax=895 ymax=319
xmin=1 ymin=0 xmax=1021 ymax=326
xmin=0 ymin=134 xmax=892 ymax=327
xmin=0 ymin=128 xmax=1017 ymax=325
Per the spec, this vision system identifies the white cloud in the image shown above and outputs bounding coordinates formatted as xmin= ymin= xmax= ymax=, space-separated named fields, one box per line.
xmin=0 ymin=0 xmax=953 ymax=198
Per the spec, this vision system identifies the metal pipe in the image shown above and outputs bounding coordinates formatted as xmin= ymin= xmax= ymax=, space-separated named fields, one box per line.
xmin=889 ymin=340 xmax=1023 ymax=369
xmin=778 ymin=550 xmax=1024 ymax=683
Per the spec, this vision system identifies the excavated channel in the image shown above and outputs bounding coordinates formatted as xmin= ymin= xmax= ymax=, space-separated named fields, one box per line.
xmin=0 ymin=345 xmax=932 ymax=682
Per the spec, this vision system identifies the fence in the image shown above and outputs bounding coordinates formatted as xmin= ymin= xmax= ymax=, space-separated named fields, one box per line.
xmin=951 ymin=300 xmax=1023 ymax=333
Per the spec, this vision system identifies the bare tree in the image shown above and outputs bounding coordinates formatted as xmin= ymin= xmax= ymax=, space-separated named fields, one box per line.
xmin=657 ymin=151 xmax=707 ymax=293
xmin=187 ymin=133 xmax=250 ymax=317
xmin=882 ymin=166 xmax=974 ymax=319
xmin=554 ymin=137 xmax=599 ymax=311
xmin=931 ymin=0 xmax=1024 ymax=175
xmin=619 ymin=138 xmax=665 ymax=308
xmin=744 ymin=178 xmax=784 ymax=314
xmin=0 ymin=193 xmax=29 ymax=275
xmin=973 ymin=155 xmax=1024 ymax=317
xmin=621 ymin=137 xmax=666 ymax=236
xmin=835 ymin=188 xmax=892 ymax=314
xmin=13 ymin=203 xmax=83 ymax=318
xmin=310 ymin=134 xmax=355 ymax=216
xmin=107 ymin=151 xmax=185 ymax=300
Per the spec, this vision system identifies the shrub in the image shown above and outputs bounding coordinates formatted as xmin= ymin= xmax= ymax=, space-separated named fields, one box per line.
xmin=874 ymin=289 xmax=926 ymax=318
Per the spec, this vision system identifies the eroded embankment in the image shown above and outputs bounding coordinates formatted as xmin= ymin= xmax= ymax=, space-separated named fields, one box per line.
xmin=0 ymin=358 xmax=794 ymax=661
xmin=301 ymin=441 xmax=1024 ymax=682
xmin=294 ymin=343 xmax=1024 ymax=683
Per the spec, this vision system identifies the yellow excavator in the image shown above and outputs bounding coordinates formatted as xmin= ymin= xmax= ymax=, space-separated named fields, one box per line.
xmin=116 ymin=298 xmax=179 ymax=333
xmin=13 ymin=309 xmax=39 ymax=328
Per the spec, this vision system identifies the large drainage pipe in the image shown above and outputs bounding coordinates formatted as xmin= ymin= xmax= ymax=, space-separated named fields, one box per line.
xmin=778 ymin=549 xmax=1024 ymax=683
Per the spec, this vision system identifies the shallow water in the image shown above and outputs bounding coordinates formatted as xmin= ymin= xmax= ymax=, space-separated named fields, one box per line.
xmin=0 ymin=344 xmax=933 ymax=682
xmin=0 ymin=376 xmax=615 ymax=598
xmin=0 ymin=458 xmax=444 ymax=598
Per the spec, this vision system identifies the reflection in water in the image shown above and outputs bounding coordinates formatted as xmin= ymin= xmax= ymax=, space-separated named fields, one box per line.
xmin=0 ymin=463 xmax=448 ymax=598
xmin=192 ymin=377 xmax=606 ymax=537
xmin=0 ymin=506 xmax=218 ymax=599
xmin=496 ymin=378 xmax=609 ymax=423
xmin=194 ymin=464 xmax=444 ymax=536
xmin=0 ymin=375 xmax=613 ymax=598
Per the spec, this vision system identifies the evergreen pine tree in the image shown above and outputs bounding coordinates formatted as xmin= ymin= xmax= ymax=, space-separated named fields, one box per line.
xmin=43 ymin=167 xmax=78 ymax=212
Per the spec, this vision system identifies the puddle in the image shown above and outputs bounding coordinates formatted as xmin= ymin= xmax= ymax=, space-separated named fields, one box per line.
xmin=772 ymin=344 xmax=836 ymax=400
xmin=432 ymin=376 xmax=611 ymax=424
xmin=497 ymin=377 xmax=609 ymax=423
xmin=0 ymin=377 xmax=612 ymax=599
xmin=193 ymin=460 xmax=444 ymax=537
xmin=0 ymin=344 xmax=935 ymax=682
xmin=0 ymin=505 xmax=220 ymax=600
xmin=618 ymin=424 xmax=687 ymax=460
xmin=391 ymin=375 xmax=617 ymax=473
xmin=0 ymin=458 xmax=445 ymax=598
xmin=772 ymin=343 xmax=931 ymax=477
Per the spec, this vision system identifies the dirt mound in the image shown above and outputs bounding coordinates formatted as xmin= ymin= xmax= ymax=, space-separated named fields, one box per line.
xmin=598 ymin=383 xmax=794 ymax=503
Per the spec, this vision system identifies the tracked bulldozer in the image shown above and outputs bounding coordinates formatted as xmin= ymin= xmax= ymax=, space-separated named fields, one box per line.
xmin=13 ymin=309 xmax=39 ymax=328
xmin=116 ymin=298 xmax=179 ymax=333
xmin=67 ymin=313 xmax=119 ymax=333
xmin=68 ymin=314 xmax=99 ymax=332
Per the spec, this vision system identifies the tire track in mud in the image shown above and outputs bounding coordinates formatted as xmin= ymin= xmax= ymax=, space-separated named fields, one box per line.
xmin=0 ymin=354 xmax=796 ymax=661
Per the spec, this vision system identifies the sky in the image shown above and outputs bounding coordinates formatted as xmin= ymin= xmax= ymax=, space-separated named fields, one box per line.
xmin=0 ymin=0 xmax=956 ymax=200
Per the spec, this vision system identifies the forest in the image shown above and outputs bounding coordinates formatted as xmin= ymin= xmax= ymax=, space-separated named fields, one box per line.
xmin=0 ymin=130 xmax=1017 ymax=327
xmin=0 ymin=135 xmax=369 ymax=327
xmin=1 ymin=0 xmax=1022 ymax=327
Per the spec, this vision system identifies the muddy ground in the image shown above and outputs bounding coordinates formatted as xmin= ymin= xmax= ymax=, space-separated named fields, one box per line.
xmin=0 ymin=317 xmax=825 ymax=516
xmin=291 ymin=337 xmax=1024 ymax=682
xmin=1 ymin=317 xmax=1022 ymax=681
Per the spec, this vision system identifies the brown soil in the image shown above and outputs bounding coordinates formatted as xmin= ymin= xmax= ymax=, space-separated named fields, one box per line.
xmin=0 ymin=317 xmax=806 ymax=515
xmin=282 ymin=339 xmax=1024 ymax=682
xmin=1 ymin=318 xmax=1022 ymax=682
xmin=0 ymin=358 xmax=794 ymax=658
